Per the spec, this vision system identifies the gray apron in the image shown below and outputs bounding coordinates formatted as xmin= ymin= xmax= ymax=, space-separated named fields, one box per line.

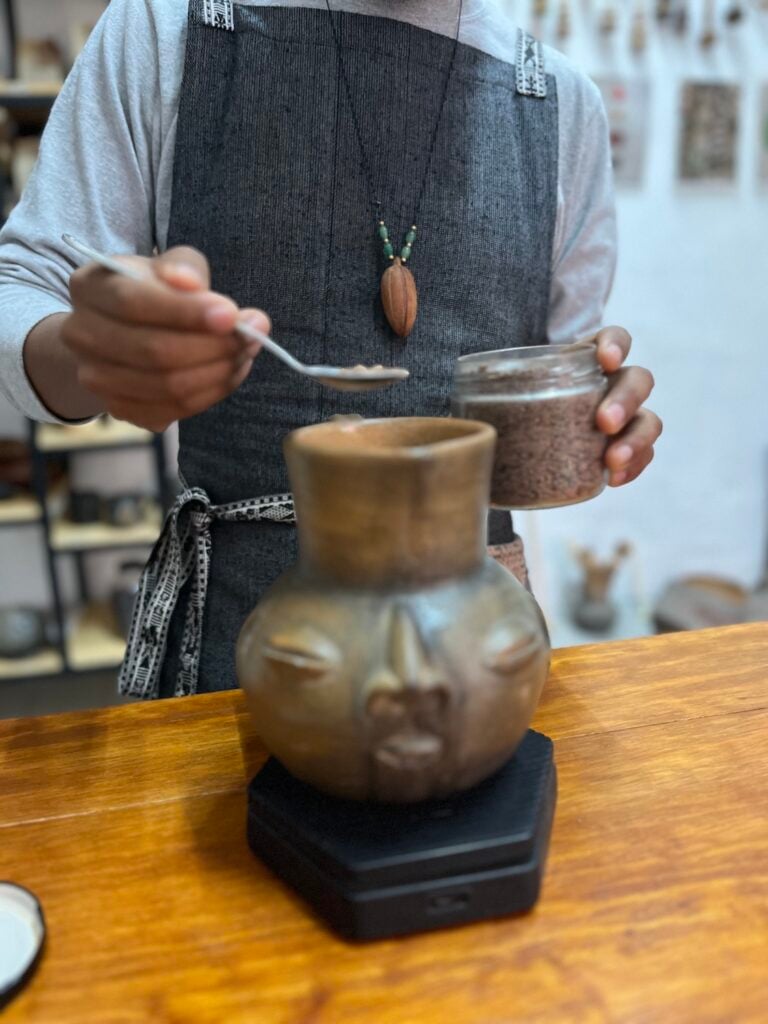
xmin=119 ymin=1 xmax=558 ymax=700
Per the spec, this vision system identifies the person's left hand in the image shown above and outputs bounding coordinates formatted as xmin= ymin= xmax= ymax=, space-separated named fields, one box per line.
xmin=592 ymin=326 xmax=662 ymax=487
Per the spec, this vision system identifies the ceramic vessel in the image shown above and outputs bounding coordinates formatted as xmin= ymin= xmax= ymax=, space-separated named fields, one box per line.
xmin=237 ymin=418 xmax=551 ymax=803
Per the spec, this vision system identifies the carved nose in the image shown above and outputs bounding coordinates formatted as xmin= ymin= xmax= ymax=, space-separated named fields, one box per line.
xmin=388 ymin=605 xmax=442 ymax=692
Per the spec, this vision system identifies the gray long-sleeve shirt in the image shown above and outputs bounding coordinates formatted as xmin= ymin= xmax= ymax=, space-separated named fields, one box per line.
xmin=0 ymin=0 xmax=617 ymax=422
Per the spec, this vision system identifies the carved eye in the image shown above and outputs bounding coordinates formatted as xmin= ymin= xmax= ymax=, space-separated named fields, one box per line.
xmin=261 ymin=629 xmax=339 ymax=681
xmin=483 ymin=634 xmax=541 ymax=675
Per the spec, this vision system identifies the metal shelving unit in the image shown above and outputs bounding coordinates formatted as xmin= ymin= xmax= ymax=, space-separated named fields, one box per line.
xmin=2 ymin=0 xmax=16 ymax=79
xmin=0 ymin=80 xmax=59 ymax=112
xmin=0 ymin=2 xmax=161 ymax=685
xmin=0 ymin=420 xmax=167 ymax=683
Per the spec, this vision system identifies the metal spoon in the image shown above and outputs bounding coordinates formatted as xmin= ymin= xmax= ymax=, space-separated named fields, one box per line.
xmin=61 ymin=235 xmax=409 ymax=393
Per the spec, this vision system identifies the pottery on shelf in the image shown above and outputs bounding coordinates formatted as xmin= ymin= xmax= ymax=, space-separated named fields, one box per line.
xmin=237 ymin=417 xmax=551 ymax=803
xmin=0 ymin=608 xmax=52 ymax=659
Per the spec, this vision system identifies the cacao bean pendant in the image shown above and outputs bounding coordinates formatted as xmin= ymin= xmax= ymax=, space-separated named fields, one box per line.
xmin=381 ymin=257 xmax=418 ymax=339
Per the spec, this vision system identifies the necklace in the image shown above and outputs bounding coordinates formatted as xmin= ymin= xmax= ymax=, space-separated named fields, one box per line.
xmin=324 ymin=0 xmax=464 ymax=338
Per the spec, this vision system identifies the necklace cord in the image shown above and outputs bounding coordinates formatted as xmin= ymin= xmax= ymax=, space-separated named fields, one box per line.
xmin=324 ymin=0 xmax=464 ymax=236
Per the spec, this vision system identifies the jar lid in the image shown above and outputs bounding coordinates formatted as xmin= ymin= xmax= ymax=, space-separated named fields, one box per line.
xmin=455 ymin=343 xmax=601 ymax=384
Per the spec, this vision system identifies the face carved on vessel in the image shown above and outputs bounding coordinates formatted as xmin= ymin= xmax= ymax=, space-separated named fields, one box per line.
xmin=239 ymin=567 xmax=549 ymax=802
xmin=362 ymin=605 xmax=455 ymax=802
xmin=261 ymin=627 xmax=341 ymax=680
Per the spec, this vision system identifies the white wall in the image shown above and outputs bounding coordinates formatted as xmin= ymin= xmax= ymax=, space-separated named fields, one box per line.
xmin=514 ymin=0 xmax=768 ymax=636
xmin=1 ymin=0 xmax=767 ymax=633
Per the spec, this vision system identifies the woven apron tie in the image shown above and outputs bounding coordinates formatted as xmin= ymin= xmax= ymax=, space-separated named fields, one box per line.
xmin=118 ymin=483 xmax=296 ymax=700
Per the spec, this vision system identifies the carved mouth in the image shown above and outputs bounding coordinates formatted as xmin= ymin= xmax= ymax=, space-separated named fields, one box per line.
xmin=374 ymin=731 xmax=444 ymax=772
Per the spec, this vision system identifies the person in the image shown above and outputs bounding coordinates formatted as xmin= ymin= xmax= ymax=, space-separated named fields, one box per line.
xmin=0 ymin=0 xmax=661 ymax=699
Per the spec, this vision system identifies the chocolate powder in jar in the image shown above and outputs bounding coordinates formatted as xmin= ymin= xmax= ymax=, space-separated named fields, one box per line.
xmin=456 ymin=373 xmax=609 ymax=509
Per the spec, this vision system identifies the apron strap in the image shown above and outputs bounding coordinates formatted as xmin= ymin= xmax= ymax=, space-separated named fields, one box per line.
xmin=118 ymin=483 xmax=296 ymax=700
xmin=118 ymin=490 xmax=518 ymax=700
xmin=516 ymin=30 xmax=547 ymax=99
xmin=202 ymin=0 xmax=235 ymax=31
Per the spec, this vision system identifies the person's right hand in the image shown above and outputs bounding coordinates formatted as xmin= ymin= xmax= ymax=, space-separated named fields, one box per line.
xmin=62 ymin=246 xmax=268 ymax=433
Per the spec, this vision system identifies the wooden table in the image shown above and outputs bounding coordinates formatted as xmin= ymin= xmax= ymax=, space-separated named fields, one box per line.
xmin=1 ymin=624 xmax=766 ymax=1023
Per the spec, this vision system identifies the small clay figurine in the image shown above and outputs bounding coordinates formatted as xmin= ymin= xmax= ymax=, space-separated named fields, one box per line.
xmin=570 ymin=542 xmax=632 ymax=632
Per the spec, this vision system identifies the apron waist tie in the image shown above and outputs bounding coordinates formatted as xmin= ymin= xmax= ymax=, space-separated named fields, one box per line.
xmin=118 ymin=481 xmax=296 ymax=700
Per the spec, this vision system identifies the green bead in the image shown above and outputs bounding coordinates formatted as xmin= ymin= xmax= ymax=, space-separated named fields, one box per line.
xmin=378 ymin=224 xmax=389 ymax=239
xmin=383 ymin=242 xmax=394 ymax=258
xmin=405 ymin=230 xmax=416 ymax=245
xmin=401 ymin=245 xmax=412 ymax=260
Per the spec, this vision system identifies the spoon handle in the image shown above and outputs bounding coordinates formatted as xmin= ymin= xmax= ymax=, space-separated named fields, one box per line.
xmin=233 ymin=320 xmax=306 ymax=374
xmin=62 ymin=234 xmax=147 ymax=282
xmin=61 ymin=234 xmax=306 ymax=376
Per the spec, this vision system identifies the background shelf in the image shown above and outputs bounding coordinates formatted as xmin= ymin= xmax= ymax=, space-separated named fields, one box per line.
xmin=0 ymin=79 xmax=60 ymax=108
xmin=0 ymin=491 xmax=41 ymax=525
xmin=66 ymin=604 xmax=126 ymax=672
xmin=50 ymin=508 xmax=162 ymax=552
xmin=0 ymin=647 xmax=64 ymax=680
xmin=36 ymin=419 xmax=154 ymax=453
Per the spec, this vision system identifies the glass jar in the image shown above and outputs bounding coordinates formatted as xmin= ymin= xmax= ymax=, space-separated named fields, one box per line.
xmin=451 ymin=344 xmax=610 ymax=510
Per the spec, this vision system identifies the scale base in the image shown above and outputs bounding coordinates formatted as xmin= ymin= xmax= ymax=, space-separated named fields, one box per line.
xmin=247 ymin=729 xmax=556 ymax=941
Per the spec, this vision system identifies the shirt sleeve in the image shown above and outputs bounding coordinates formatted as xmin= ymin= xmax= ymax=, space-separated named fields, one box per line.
xmin=547 ymin=94 xmax=618 ymax=345
xmin=0 ymin=0 xmax=165 ymax=423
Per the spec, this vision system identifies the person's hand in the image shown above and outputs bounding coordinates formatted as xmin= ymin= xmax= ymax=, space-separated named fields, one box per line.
xmin=62 ymin=247 xmax=268 ymax=432
xmin=591 ymin=326 xmax=662 ymax=487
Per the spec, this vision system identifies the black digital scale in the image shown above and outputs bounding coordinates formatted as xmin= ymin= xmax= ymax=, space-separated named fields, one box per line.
xmin=247 ymin=729 xmax=556 ymax=941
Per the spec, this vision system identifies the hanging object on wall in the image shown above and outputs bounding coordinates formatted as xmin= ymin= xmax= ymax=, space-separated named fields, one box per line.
xmin=630 ymin=1 xmax=649 ymax=51
xmin=593 ymin=77 xmax=651 ymax=185
xmin=655 ymin=0 xmax=672 ymax=20
xmin=723 ymin=0 xmax=744 ymax=23
xmin=758 ymin=84 xmax=768 ymax=187
xmin=568 ymin=543 xmax=632 ymax=633
xmin=679 ymin=82 xmax=740 ymax=183
xmin=699 ymin=0 xmax=718 ymax=46
xmin=556 ymin=0 xmax=572 ymax=39
xmin=533 ymin=0 xmax=549 ymax=18
xmin=598 ymin=0 xmax=619 ymax=34
xmin=673 ymin=0 xmax=689 ymax=34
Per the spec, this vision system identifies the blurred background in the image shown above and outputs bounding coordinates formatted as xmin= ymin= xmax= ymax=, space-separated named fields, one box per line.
xmin=0 ymin=0 xmax=765 ymax=716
